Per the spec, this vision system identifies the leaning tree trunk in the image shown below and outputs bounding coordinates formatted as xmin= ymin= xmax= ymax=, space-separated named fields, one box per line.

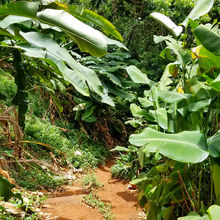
xmin=12 ymin=49 xmax=28 ymax=131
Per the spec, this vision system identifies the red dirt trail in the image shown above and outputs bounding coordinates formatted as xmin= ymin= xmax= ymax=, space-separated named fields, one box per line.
xmin=42 ymin=161 xmax=144 ymax=220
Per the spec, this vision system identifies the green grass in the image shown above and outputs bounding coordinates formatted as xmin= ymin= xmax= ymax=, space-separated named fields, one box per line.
xmin=0 ymin=70 xmax=17 ymax=106
xmin=9 ymin=116 xmax=110 ymax=190
xmin=83 ymin=192 xmax=113 ymax=220
xmin=11 ymin=164 xmax=67 ymax=190
xmin=81 ymin=173 xmax=103 ymax=189
xmin=25 ymin=116 xmax=109 ymax=170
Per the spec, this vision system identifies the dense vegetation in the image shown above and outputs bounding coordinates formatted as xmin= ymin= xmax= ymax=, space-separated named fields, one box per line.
xmin=0 ymin=0 xmax=220 ymax=219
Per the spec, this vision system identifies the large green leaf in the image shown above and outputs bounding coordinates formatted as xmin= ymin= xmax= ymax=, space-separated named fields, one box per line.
xmin=130 ymin=128 xmax=208 ymax=163
xmin=0 ymin=15 xmax=32 ymax=29
xmin=211 ymin=74 xmax=220 ymax=92
xmin=208 ymin=133 xmax=220 ymax=158
xmin=150 ymin=12 xmax=183 ymax=37
xmin=188 ymin=99 xmax=211 ymax=112
xmin=154 ymin=36 xmax=192 ymax=66
xmin=182 ymin=0 xmax=214 ymax=26
xmin=19 ymin=31 xmax=104 ymax=97
xmin=105 ymin=37 xmax=128 ymax=50
xmin=130 ymin=104 xmax=155 ymax=121
xmin=66 ymin=4 xmax=123 ymax=42
xmin=126 ymin=65 xmax=154 ymax=86
xmin=0 ymin=27 xmax=13 ymax=37
xmin=155 ymin=108 xmax=168 ymax=130
xmin=138 ymin=97 xmax=153 ymax=108
xmin=194 ymin=25 xmax=220 ymax=56
xmin=37 ymin=9 xmax=107 ymax=57
xmin=207 ymin=205 xmax=220 ymax=220
xmin=157 ymin=91 xmax=191 ymax=104
xmin=198 ymin=46 xmax=220 ymax=72
xmin=178 ymin=213 xmax=209 ymax=220
xmin=0 ymin=2 xmax=40 ymax=18
xmin=186 ymin=78 xmax=214 ymax=100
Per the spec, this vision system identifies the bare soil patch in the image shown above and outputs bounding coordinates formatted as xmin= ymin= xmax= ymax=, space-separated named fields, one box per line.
xmin=42 ymin=160 xmax=144 ymax=220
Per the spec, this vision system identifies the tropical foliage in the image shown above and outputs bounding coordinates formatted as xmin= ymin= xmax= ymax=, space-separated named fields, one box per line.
xmin=111 ymin=0 xmax=220 ymax=218
xmin=0 ymin=0 xmax=220 ymax=219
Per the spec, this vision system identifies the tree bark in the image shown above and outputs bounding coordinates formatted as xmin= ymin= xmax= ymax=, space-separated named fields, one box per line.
xmin=12 ymin=49 xmax=28 ymax=131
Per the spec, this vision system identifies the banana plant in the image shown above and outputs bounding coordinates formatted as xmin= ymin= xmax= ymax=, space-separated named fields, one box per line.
xmin=123 ymin=5 xmax=220 ymax=217
xmin=0 ymin=1 xmax=123 ymax=129
xmin=150 ymin=0 xmax=215 ymax=37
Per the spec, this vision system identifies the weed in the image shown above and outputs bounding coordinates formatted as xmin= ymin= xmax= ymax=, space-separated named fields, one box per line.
xmin=81 ymin=173 xmax=103 ymax=189
xmin=25 ymin=116 xmax=109 ymax=170
xmin=11 ymin=164 xmax=66 ymax=190
xmin=0 ymin=187 xmax=46 ymax=219
xmin=83 ymin=192 xmax=113 ymax=220
xmin=28 ymin=91 xmax=49 ymax=119
xmin=111 ymin=147 xmax=139 ymax=180
xmin=0 ymin=71 xmax=17 ymax=106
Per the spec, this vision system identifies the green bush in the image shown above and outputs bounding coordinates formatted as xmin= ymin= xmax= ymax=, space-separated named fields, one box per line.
xmin=11 ymin=165 xmax=66 ymax=190
xmin=25 ymin=117 xmax=109 ymax=169
xmin=111 ymin=146 xmax=139 ymax=180
xmin=0 ymin=70 xmax=17 ymax=106
xmin=28 ymin=91 xmax=50 ymax=119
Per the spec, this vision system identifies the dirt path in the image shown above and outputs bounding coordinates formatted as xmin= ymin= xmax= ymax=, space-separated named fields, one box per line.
xmin=42 ymin=161 xmax=144 ymax=220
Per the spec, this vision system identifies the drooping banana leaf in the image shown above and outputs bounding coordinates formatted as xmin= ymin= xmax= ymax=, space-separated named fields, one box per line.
xmin=0 ymin=2 xmax=40 ymax=18
xmin=194 ymin=25 xmax=220 ymax=56
xmin=37 ymin=9 xmax=107 ymax=57
xmin=150 ymin=12 xmax=183 ymax=37
xmin=19 ymin=31 xmax=104 ymax=97
xmin=130 ymin=128 xmax=208 ymax=163
xmin=65 ymin=4 xmax=123 ymax=42
xmin=0 ymin=15 xmax=32 ymax=29
xmin=182 ymin=0 xmax=214 ymax=26
xmin=105 ymin=37 xmax=128 ymax=50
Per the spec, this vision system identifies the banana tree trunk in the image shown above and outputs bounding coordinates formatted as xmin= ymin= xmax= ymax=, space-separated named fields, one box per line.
xmin=12 ymin=49 xmax=28 ymax=131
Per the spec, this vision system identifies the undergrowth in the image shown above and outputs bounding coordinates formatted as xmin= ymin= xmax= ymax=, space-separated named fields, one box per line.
xmin=11 ymin=165 xmax=66 ymax=190
xmin=9 ymin=116 xmax=110 ymax=190
xmin=0 ymin=70 xmax=17 ymax=106
xmin=111 ymin=146 xmax=139 ymax=180
xmin=83 ymin=192 xmax=113 ymax=220
xmin=81 ymin=173 xmax=103 ymax=189
xmin=25 ymin=116 xmax=109 ymax=169
xmin=0 ymin=188 xmax=46 ymax=219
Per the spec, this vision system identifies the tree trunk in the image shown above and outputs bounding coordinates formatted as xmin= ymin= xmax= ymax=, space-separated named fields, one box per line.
xmin=12 ymin=49 xmax=28 ymax=131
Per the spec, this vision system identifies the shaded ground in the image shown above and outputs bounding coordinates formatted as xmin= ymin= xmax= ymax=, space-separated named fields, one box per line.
xmin=95 ymin=161 xmax=143 ymax=220
xmin=42 ymin=161 xmax=144 ymax=220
